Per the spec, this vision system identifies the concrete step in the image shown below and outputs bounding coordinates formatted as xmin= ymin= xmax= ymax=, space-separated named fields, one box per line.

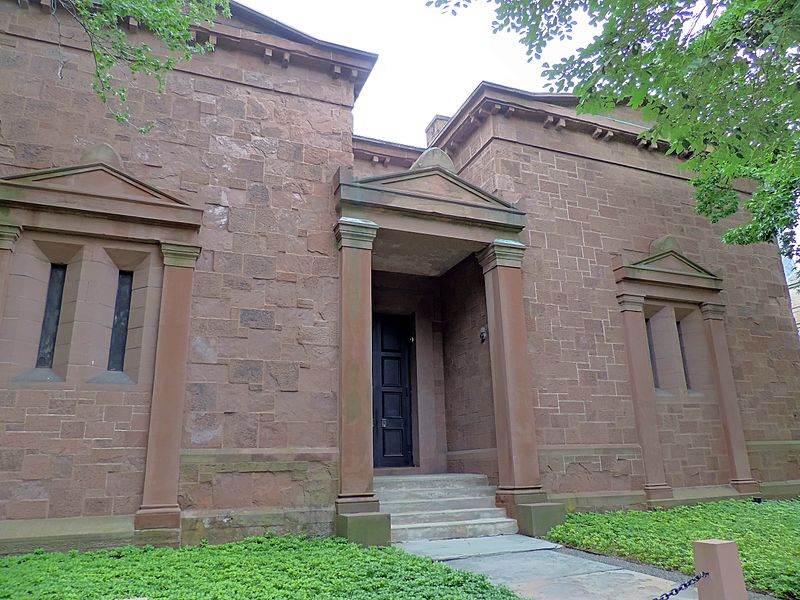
xmin=379 ymin=495 xmax=498 ymax=513
xmin=390 ymin=507 xmax=508 ymax=525
xmin=374 ymin=473 xmax=489 ymax=491
xmin=376 ymin=485 xmax=497 ymax=500
xmin=391 ymin=517 xmax=518 ymax=542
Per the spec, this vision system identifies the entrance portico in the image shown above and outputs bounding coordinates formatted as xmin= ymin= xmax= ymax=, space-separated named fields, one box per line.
xmin=333 ymin=149 xmax=545 ymax=544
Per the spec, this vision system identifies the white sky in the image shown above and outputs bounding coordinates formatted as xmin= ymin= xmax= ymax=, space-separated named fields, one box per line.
xmin=240 ymin=0 xmax=597 ymax=148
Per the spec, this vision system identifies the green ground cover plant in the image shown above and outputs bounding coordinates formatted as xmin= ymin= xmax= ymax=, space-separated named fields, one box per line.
xmin=0 ymin=534 xmax=519 ymax=600
xmin=546 ymin=498 xmax=800 ymax=599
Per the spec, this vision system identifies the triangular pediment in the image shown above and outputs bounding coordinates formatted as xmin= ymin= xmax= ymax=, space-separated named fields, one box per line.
xmin=337 ymin=166 xmax=526 ymax=232
xmin=631 ymin=250 xmax=719 ymax=279
xmin=1 ymin=163 xmax=188 ymax=206
xmin=357 ymin=167 xmax=518 ymax=211
xmin=0 ymin=162 xmax=202 ymax=230
xmin=615 ymin=248 xmax=722 ymax=292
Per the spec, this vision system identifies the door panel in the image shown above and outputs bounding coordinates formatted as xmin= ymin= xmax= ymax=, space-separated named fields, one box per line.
xmin=373 ymin=314 xmax=413 ymax=468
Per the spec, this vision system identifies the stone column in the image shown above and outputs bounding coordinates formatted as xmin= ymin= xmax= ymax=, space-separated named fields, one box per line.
xmin=617 ymin=294 xmax=673 ymax=500
xmin=333 ymin=218 xmax=390 ymax=546
xmin=335 ymin=218 xmax=380 ymax=511
xmin=0 ymin=223 xmax=22 ymax=323
xmin=135 ymin=242 xmax=201 ymax=531
xmin=478 ymin=240 xmax=545 ymax=513
xmin=700 ymin=303 xmax=759 ymax=493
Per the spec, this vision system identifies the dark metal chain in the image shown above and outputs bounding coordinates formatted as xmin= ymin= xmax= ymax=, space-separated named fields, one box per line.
xmin=651 ymin=572 xmax=709 ymax=600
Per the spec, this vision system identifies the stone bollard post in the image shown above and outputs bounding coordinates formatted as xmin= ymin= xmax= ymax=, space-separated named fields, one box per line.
xmin=693 ymin=539 xmax=748 ymax=600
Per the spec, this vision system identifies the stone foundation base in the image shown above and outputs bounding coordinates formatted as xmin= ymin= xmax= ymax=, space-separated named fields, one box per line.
xmin=334 ymin=512 xmax=391 ymax=546
xmin=180 ymin=507 xmax=334 ymax=546
xmin=516 ymin=502 xmax=566 ymax=537
xmin=0 ymin=516 xmax=135 ymax=555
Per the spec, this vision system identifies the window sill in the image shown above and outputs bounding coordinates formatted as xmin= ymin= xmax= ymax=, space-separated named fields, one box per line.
xmin=12 ymin=368 xmax=64 ymax=383
xmin=87 ymin=371 xmax=136 ymax=385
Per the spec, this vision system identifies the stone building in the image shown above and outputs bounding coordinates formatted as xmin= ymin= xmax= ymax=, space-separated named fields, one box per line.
xmin=1 ymin=1 xmax=799 ymax=552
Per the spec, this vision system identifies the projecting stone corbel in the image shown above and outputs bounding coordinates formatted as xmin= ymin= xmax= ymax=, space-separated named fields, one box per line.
xmin=543 ymin=115 xmax=566 ymax=130
xmin=127 ymin=17 xmax=139 ymax=32
xmin=332 ymin=64 xmax=342 ymax=79
xmin=263 ymin=48 xmax=273 ymax=64
xmin=592 ymin=127 xmax=615 ymax=142
xmin=281 ymin=52 xmax=290 ymax=68
xmin=17 ymin=0 xmax=30 ymax=9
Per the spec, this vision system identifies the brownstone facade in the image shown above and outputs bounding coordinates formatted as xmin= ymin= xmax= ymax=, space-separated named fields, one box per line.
xmin=1 ymin=1 xmax=798 ymax=551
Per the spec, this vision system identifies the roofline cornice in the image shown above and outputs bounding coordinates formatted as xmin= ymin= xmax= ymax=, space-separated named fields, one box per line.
xmin=431 ymin=82 xmax=680 ymax=157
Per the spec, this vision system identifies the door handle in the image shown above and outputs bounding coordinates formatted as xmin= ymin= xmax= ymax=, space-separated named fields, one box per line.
xmin=381 ymin=418 xmax=388 ymax=428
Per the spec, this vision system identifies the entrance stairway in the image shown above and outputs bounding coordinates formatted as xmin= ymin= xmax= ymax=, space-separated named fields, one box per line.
xmin=374 ymin=473 xmax=518 ymax=542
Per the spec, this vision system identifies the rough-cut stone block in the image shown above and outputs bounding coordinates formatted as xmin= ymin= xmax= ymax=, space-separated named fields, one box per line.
xmin=335 ymin=512 xmax=391 ymax=547
xmin=239 ymin=308 xmax=275 ymax=330
xmin=515 ymin=502 xmax=566 ymax=537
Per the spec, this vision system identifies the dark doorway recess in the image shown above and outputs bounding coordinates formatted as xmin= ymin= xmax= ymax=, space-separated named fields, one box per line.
xmin=372 ymin=313 xmax=414 ymax=468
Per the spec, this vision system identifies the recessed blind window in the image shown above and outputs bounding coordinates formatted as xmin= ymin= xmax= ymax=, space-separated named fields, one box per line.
xmin=107 ymin=270 xmax=134 ymax=372
xmin=676 ymin=319 xmax=691 ymax=389
xmin=645 ymin=317 xmax=660 ymax=388
xmin=35 ymin=264 xmax=67 ymax=369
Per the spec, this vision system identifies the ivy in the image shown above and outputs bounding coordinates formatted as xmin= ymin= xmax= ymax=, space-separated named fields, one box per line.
xmin=0 ymin=534 xmax=519 ymax=600
xmin=546 ymin=499 xmax=800 ymax=599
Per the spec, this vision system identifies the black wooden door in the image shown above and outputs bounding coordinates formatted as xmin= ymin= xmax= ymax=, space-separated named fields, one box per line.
xmin=372 ymin=314 xmax=413 ymax=468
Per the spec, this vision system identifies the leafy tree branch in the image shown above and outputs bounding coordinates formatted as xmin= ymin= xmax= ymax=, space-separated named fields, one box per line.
xmin=431 ymin=0 xmax=800 ymax=260
xmin=47 ymin=0 xmax=230 ymax=132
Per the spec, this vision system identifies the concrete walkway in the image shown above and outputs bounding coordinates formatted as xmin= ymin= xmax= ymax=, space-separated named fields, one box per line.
xmin=397 ymin=535 xmax=699 ymax=600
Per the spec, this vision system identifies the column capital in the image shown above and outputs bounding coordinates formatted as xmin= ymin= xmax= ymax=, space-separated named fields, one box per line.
xmin=335 ymin=217 xmax=379 ymax=250
xmin=161 ymin=242 xmax=201 ymax=268
xmin=477 ymin=239 xmax=526 ymax=273
xmin=700 ymin=302 xmax=726 ymax=320
xmin=0 ymin=223 xmax=22 ymax=251
xmin=617 ymin=293 xmax=646 ymax=312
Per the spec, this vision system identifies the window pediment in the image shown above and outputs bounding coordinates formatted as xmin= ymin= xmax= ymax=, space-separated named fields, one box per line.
xmin=0 ymin=162 xmax=202 ymax=230
xmin=615 ymin=249 xmax=722 ymax=292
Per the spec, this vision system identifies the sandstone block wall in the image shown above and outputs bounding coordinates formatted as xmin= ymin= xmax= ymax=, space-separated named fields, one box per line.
xmin=450 ymin=111 xmax=800 ymax=491
xmin=0 ymin=3 xmax=357 ymax=521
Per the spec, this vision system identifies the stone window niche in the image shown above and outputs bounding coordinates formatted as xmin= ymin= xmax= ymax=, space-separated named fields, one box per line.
xmin=3 ymin=238 xmax=83 ymax=383
xmin=614 ymin=235 xmax=759 ymax=497
xmin=0 ymin=155 xmax=203 ymax=532
xmin=2 ymin=235 xmax=162 ymax=387
xmin=643 ymin=302 xmax=712 ymax=397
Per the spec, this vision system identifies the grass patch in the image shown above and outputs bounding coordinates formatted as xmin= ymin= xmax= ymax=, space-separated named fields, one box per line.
xmin=0 ymin=534 xmax=519 ymax=600
xmin=546 ymin=498 xmax=800 ymax=599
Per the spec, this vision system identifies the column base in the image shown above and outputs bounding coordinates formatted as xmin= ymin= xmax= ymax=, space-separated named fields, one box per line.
xmin=336 ymin=495 xmax=380 ymax=514
xmin=516 ymin=502 xmax=566 ymax=537
xmin=134 ymin=504 xmax=181 ymax=530
xmin=496 ymin=486 xmax=548 ymax=518
xmin=730 ymin=479 xmax=760 ymax=494
xmin=335 ymin=512 xmax=391 ymax=546
xmin=644 ymin=483 xmax=673 ymax=501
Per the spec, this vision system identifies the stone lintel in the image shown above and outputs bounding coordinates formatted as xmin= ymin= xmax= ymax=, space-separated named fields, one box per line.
xmin=700 ymin=302 xmax=726 ymax=320
xmin=334 ymin=217 xmax=378 ymax=250
xmin=477 ymin=239 xmax=526 ymax=272
xmin=617 ymin=293 xmax=646 ymax=312
xmin=161 ymin=242 xmax=201 ymax=268
xmin=0 ymin=223 xmax=22 ymax=251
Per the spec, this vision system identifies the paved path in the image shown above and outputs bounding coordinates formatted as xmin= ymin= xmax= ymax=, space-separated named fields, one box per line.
xmin=397 ymin=535 xmax=699 ymax=600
